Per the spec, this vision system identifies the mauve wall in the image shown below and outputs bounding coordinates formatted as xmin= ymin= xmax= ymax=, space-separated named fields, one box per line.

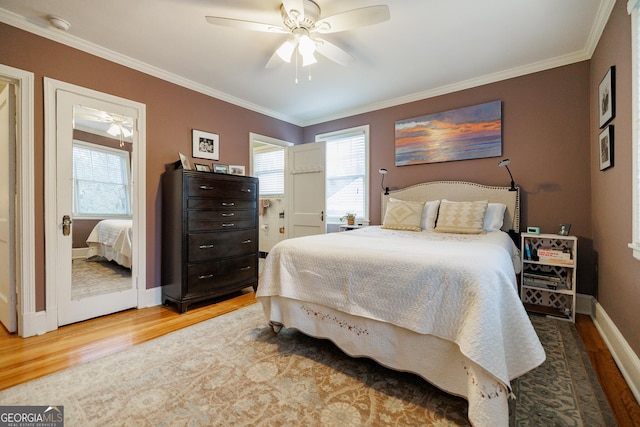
xmin=304 ymin=62 xmax=594 ymax=292
xmin=590 ymin=1 xmax=640 ymax=356
xmin=0 ymin=23 xmax=303 ymax=310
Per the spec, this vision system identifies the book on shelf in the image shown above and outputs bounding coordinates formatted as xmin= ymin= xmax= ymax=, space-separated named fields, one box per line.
xmin=523 ymin=270 xmax=561 ymax=281
xmin=537 ymin=247 xmax=571 ymax=260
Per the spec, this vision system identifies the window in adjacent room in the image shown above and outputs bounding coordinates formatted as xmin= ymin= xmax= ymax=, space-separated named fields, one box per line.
xmin=253 ymin=143 xmax=285 ymax=196
xmin=316 ymin=125 xmax=370 ymax=223
xmin=630 ymin=0 xmax=640 ymax=260
xmin=72 ymin=141 xmax=132 ymax=218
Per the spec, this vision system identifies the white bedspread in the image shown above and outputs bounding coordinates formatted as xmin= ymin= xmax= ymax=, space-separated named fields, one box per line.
xmin=257 ymin=227 xmax=545 ymax=426
xmin=86 ymin=219 xmax=133 ymax=269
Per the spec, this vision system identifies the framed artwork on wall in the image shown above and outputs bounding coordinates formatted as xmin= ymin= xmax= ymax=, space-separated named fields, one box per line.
xmin=599 ymin=125 xmax=614 ymax=171
xmin=192 ymin=129 xmax=220 ymax=161
xmin=598 ymin=66 xmax=615 ymax=128
xmin=394 ymin=100 xmax=502 ymax=166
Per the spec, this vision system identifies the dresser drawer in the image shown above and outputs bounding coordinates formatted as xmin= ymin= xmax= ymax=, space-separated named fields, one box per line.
xmin=188 ymin=230 xmax=257 ymax=262
xmin=187 ymin=217 xmax=256 ymax=233
xmin=187 ymin=176 xmax=256 ymax=199
xmin=187 ymin=198 xmax=256 ymax=210
xmin=188 ymin=209 xmax=255 ymax=221
xmin=186 ymin=254 xmax=257 ymax=296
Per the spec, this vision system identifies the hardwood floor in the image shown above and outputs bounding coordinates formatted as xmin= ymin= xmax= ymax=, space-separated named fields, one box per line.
xmin=1 ymin=293 xmax=639 ymax=425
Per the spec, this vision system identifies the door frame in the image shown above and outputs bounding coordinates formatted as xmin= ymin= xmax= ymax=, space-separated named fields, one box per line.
xmin=0 ymin=65 xmax=34 ymax=337
xmin=43 ymin=78 xmax=146 ymax=333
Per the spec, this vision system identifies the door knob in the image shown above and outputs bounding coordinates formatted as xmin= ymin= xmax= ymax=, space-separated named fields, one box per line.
xmin=62 ymin=215 xmax=72 ymax=236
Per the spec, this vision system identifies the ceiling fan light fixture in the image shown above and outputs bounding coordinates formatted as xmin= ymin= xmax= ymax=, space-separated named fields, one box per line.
xmin=298 ymin=34 xmax=316 ymax=56
xmin=276 ymin=40 xmax=296 ymax=62
xmin=301 ymin=52 xmax=317 ymax=67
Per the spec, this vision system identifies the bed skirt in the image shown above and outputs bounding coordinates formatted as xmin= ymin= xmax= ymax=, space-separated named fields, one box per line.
xmin=259 ymin=296 xmax=512 ymax=427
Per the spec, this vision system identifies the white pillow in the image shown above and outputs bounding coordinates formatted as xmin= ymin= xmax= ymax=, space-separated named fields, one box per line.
xmin=389 ymin=198 xmax=440 ymax=229
xmin=483 ymin=203 xmax=507 ymax=232
xmin=421 ymin=200 xmax=441 ymax=229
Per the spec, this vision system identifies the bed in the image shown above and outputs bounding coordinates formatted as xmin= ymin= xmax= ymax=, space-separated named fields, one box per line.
xmin=85 ymin=219 xmax=133 ymax=269
xmin=256 ymin=181 xmax=546 ymax=427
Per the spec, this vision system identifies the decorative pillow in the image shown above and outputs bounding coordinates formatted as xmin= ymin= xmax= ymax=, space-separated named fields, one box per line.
xmin=389 ymin=198 xmax=440 ymax=230
xmin=483 ymin=203 xmax=507 ymax=232
xmin=382 ymin=199 xmax=425 ymax=231
xmin=434 ymin=199 xmax=488 ymax=234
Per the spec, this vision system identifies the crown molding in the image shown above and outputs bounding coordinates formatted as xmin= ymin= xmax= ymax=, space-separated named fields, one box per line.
xmin=0 ymin=8 xmax=296 ymax=124
xmin=1 ymin=0 xmax=615 ymax=128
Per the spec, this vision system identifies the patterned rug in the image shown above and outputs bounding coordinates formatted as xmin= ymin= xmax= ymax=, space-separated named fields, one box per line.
xmin=0 ymin=303 xmax=615 ymax=426
xmin=71 ymin=258 xmax=131 ymax=300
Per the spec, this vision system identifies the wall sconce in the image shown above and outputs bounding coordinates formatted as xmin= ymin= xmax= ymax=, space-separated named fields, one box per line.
xmin=498 ymin=158 xmax=517 ymax=191
xmin=379 ymin=168 xmax=389 ymax=195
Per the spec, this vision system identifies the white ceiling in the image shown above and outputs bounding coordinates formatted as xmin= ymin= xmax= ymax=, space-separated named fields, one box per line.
xmin=0 ymin=0 xmax=614 ymax=126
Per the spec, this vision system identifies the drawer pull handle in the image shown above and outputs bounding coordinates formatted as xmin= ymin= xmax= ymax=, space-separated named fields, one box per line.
xmin=222 ymin=202 xmax=235 ymax=207
xmin=241 ymin=188 xmax=252 ymax=193
xmin=240 ymin=266 xmax=251 ymax=271
xmin=199 ymin=244 xmax=214 ymax=249
xmin=199 ymin=185 xmax=215 ymax=190
xmin=222 ymin=223 xmax=235 ymax=227
xmin=198 ymin=274 xmax=214 ymax=280
xmin=242 ymin=239 xmax=252 ymax=244
xmin=221 ymin=213 xmax=235 ymax=217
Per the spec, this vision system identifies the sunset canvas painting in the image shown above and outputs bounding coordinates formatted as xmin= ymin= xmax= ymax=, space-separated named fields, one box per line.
xmin=395 ymin=101 xmax=502 ymax=166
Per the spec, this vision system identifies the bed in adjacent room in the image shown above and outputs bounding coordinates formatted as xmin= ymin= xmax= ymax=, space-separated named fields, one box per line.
xmin=256 ymin=181 xmax=546 ymax=427
xmin=85 ymin=219 xmax=133 ymax=269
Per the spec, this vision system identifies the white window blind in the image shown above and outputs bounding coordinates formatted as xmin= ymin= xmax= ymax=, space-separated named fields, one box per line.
xmin=630 ymin=1 xmax=640 ymax=259
xmin=254 ymin=146 xmax=285 ymax=196
xmin=73 ymin=141 xmax=131 ymax=217
xmin=319 ymin=126 xmax=369 ymax=222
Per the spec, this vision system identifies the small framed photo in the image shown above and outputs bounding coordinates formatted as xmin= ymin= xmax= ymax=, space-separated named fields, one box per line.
xmin=599 ymin=125 xmax=614 ymax=171
xmin=194 ymin=163 xmax=211 ymax=172
xmin=213 ymin=164 xmax=229 ymax=174
xmin=557 ymin=224 xmax=571 ymax=236
xmin=192 ymin=129 xmax=220 ymax=161
xmin=229 ymin=165 xmax=245 ymax=176
xmin=178 ymin=152 xmax=191 ymax=170
xmin=598 ymin=66 xmax=615 ymax=128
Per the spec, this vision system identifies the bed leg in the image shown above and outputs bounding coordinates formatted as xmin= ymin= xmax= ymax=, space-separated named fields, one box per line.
xmin=269 ymin=321 xmax=283 ymax=334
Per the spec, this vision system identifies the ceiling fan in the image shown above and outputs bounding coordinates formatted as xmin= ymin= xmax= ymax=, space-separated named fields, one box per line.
xmin=205 ymin=0 xmax=390 ymax=68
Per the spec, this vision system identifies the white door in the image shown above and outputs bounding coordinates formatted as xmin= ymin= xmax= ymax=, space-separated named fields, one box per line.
xmin=0 ymin=83 xmax=16 ymax=332
xmin=286 ymin=142 xmax=326 ymax=238
xmin=55 ymin=90 xmax=139 ymax=326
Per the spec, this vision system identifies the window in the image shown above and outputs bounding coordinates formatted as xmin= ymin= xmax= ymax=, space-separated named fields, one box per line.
xmin=253 ymin=144 xmax=285 ymax=196
xmin=631 ymin=0 xmax=640 ymax=259
xmin=316 ymin=125 xmax=370 ymax=223
xmin=73 ymin=141 xmax=131 ymax=218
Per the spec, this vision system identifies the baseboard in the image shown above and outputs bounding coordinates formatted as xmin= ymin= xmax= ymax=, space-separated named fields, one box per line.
xmin=576 ymin=293 xmax=595 ymax=317
xmin=20 ymin=307 xmax=58 ymax=338
xmin=139 ymin=285 xmax=162 ymax=308
xmin=72 ymin=247 xmax=88 ymax=259
xmin=593 ymin=301 xmax=640 ymax=404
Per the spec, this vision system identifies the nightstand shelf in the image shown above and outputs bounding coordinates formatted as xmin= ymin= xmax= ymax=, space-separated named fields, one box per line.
xmin=520 ymin=233 xmax=577 ymax=322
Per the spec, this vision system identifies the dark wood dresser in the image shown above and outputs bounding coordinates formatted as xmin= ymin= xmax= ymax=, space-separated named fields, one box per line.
xmin=161 ymin=169 xmax=258 ymax=313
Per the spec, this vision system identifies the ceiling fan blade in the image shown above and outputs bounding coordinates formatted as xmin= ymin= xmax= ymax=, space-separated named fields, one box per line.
xmin=313 ymin=5 xmax=390 ymax=34
xmin=205 ymin=16 xmax=287 ymax=33
xmin=314 ymin=37 xmax=354 ymax=66
xmin=281 ymin=0 xmax=305 ymax=23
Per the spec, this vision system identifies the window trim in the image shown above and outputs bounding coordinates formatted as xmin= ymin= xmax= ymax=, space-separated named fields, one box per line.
xmin=630 ymin=1 xmax=640 ymax=259
xmin=316 ymin=125 xmax=370 ymax=224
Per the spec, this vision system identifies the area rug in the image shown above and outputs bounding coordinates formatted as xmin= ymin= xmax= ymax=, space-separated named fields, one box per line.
xmin=72 ymin=258 xmax=131 ymax=300
xmin=0 ymin=303 xmax=615 ymax=426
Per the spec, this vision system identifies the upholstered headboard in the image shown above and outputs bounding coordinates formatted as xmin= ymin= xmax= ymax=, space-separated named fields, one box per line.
xmin=381 ymin=181 xmax=520 ymax=233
